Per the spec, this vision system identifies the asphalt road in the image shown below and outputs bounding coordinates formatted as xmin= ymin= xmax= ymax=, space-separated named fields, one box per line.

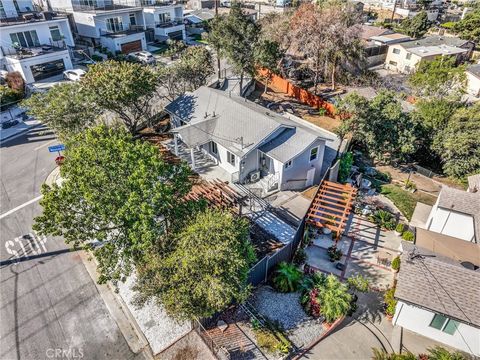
xmin=0 ymin=125 xmax=139 ymax=360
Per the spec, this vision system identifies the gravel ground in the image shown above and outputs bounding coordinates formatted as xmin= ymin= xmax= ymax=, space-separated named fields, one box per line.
xmin=251 ymin=286 xmax=325 ymax=349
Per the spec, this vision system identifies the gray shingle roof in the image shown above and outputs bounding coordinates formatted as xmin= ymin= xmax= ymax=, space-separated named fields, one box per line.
xmin=166 ymin=87 xmax=332 ymax=160
xmin=437 ymin=186 xmax=480 ymax=243
xmin=400 ymin=35 xmax=468 ymax=49
xmin=396 ymin=242 xmax=480 ymax=327
xmin=467 ymin=64 xmax=480 ymax=79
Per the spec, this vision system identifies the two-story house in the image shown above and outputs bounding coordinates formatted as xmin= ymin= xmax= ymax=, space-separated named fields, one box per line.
xmin=0 ymin=0 xmax=75 ymax=83
xmin=46 ymin=0 xmax=185 ymax=54
xmin=384 ymin=36 xmax=474 ymax=74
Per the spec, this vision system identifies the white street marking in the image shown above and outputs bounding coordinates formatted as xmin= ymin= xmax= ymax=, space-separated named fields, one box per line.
xmin=5 ymin=233 xmax=48 ymax=259
xmin=0 ymin=195 xmax=43 ymax=220
xmin=34 ymin=139 xmax=56 ymax=151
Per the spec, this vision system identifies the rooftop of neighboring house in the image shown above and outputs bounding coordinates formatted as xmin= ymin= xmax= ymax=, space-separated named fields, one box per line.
xmin=399 ymin=35 xmax=469 ymax=49
xmin=395 ymin=241 xmax=480 ymax=328
xmin=436 ymin=186 xmax=480 ymax=242
xmin=0 ymin=11 xmax=68 ymax=27
xmin=467 ymin=64 xmax=480 ymax=79
xmin=359 ymin=24 xmax=393 ymax=41
xmin=166 ymin=86 xmax=333 ymax=160
xmin=369 ymin=32 xmax=411 ymax=44
xmin=184 ymin=9 xmax=215 ymax=21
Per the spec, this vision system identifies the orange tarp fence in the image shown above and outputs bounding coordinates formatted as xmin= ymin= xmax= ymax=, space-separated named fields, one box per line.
xmin=258 ymin=69 xmax=336 ymax=117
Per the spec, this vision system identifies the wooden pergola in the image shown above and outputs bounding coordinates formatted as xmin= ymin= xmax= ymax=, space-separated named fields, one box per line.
xmin=306 ymin=180 xmax=357 ymax=239
xmin=185 ymin=179 xmax=244 ymax=212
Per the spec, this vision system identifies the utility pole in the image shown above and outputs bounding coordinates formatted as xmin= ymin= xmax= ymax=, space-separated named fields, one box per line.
xmin=215 ymin=0 xmax=221 ymax=80
xmin=391 ymin=0 xmax=397 ymax=22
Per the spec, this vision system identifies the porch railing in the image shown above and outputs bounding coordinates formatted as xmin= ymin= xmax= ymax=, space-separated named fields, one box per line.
xmin=267 ymin=171 xmax=280 ymax=192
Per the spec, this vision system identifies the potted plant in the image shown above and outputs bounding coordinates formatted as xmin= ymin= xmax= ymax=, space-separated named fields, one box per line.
xmin=402 ymin=231 xmax=414 ymax=242
xmin=391 ymin=256 xmax=400 ymax=273
xmin=394 ymin=223 xmax=405 ymax=236
xmin=327 ymin=245 xmax=342 ymax=262
xmin=384 ymin=287 xmax=397 ymax=321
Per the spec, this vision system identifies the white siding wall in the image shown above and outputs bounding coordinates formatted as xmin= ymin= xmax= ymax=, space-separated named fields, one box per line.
xmin=143 ymin=6 xmax=185 ymax=39
xmin=281 ymin=139 xmax=325 ymax=190
xmin=394 ymin=301 xmax=480 ymax=357
xmin=426 ymin=202 xmax=475 ymax=242
xmin=385 ymin=45 xmax=422 ymax=73
xmin=99 ymin=31 xmax=146 ymax=53
xmin=201 ymin=141 xmax=240 ymax=175
xmin=72 ymin=12 xmax=98 ymax=38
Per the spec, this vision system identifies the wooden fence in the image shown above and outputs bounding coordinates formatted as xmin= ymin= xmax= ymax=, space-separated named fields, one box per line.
xmin=258 ymin=69 xmax=336 ymax=116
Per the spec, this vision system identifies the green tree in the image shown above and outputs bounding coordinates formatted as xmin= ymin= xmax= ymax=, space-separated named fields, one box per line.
xmin=254 ymin=39 xmax=283 ymax=93
xmin=451 ymin=8 xmax=480 ymax=43
xmin=134 ymin=209 xmax=255 ymax=320
xmin=209 ymin=2 xmax=259 ymax=95
xmin=408 ymin=57 xmax=467 ymax=100
xmin=157 ymin=46 xmax=214 ymax=101
xmin=82 ymin=60 xmax=158 ymax=134
xmin=33 ymin=125 xmax=193 ymax=284
xmin=336 ymin=91 xmax=419 ymax=163
xmin=23 ymin=82 xmax=99 ymax=140
xmin=399 ymin=11 xmax=430 ymax=38
xmin=436 ymin=103 xmax=480 ymax=179
xmin=318 ymin=274 xmax=352 ymax=323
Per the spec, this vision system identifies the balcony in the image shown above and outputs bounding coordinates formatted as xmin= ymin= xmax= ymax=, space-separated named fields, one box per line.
xmin=0 ymin=11 xmax=67 ymax=27
xmin=100 ymin=24 xmax=145 ymax=37
xmin=1 ymin=41 xmax=68 ymax=60
xmin=155 ymin=18 xmax=184 ymax=28
xmin=72 ymin=0 xmax=143 ymax=12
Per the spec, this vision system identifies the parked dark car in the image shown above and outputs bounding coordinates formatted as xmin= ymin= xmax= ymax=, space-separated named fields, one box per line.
xmin=1 ymin=119 xmax=19 ymax=129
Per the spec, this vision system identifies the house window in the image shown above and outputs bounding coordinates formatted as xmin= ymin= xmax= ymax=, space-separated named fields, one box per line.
xmin=49 ymin=26 xmax=62 ymax=41
xmin=0 ymin=1 xmax=6 ymax=19
xmin=210 ymin=141 xmax=218 ymax=155
xmin=158 ymin=12 xmax=171 ymax=24
xmin=393 ymin=48 xmax=401 ymax=54
xmin=106 ymin=17 xmax=123 ymax=33
xmin=284 ymin=160 xmax=293 ymax=169
xmin=227 ymin=151 xmax=235 ymax=166
xmin=429 ymin=314 xmax=459 ymax=335
xmin=389 ymin=60 xmax=397 ymax=66
xmin=406 ymin=53 xmax=412 ymax=60
xmin=309 ymin=147 xmax=319 ymax=162
xmin=10 ymin=30 xmax=40 ymax=48
xmin=129 ymin=13 xmax=136 ymax=26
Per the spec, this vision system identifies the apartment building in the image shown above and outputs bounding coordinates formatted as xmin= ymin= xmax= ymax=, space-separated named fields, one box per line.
xmin=0 ymin=0 xmax=75 ymax=83
xmin=46 ymin=0 xmax=185 ymax=54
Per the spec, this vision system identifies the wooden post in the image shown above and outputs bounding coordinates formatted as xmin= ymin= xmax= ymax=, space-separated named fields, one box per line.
xmin=174 ymin=133 xmax=179 ymax=156
xmin=190 ymin=148 xmax=196 ymax=170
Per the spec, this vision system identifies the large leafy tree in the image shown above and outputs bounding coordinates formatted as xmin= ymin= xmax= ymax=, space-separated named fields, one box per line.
xmin=133 ymin=209 xmax=255 ymax=320
xmin=336 ymin=91 xmax=419 ymax=163
xmin=398 ymin=11 xmax=430 ymax=38
xmin=408 ymin=57 xmax=467 ymax=100
xmin=82 ymin=60 xmax=158 ymax=134
xmin=254 ymin=39 xmax=283 ymax=93
xmin=157 ymin=46 xmax=214 ymax=101
xmin=451 ymin=8 xmax=480 ymax=43
xmin=33 ymin=125 xmax=193 ymax=284
xmin=435 ymin=103 xmax=480 ymax=179
xmin=209 ymin=2 xmax=259 ymax=95
xmin=23 ymin=82 xmax=99 ymax=140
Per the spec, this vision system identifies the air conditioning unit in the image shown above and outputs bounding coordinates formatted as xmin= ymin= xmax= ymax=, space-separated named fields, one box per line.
xmin=250 ymin=171 xmax=261 ymax=183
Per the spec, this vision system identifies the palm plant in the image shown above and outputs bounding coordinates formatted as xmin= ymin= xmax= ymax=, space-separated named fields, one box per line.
xmin=318 ymin=275 xmax=352 ymax=323
xmin=273 ymin=262 xmax=303 ymax=293
xmin=427 ymin=346 xmax=466 ymax=360
xmin=372 ymin=348 xmax=416 ymax=360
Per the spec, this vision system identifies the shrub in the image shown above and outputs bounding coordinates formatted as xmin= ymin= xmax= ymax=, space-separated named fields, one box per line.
xmin=395 ymin=223 xmax=405 ymax=234
xmin=370 ymin=209 xmax=394 ymax=229
xmin=318 ymin=275 xmax=352 ymax=323
xmin=384 ymin=287 xmax=397 ymax=317
xmin=347 ymin=274 xmax=369 ymax=293
xmin=403 ymin=179 xmax=416 ymax=191
xmin=375 ymin=171 xmax=391 ymax=183
xmin=252 ymin=322 xmax=292 ymax=354
xmin=293 ymin=248 xmax=307 ymax=265
xmin=255 ymin=329 xmax=278 ymax=353
xmin=0 ymin=85 xmax=23 ymax=111
xmin=338 ymin=152 xmax=353 ymax=183
xmin=91 ymin=54 xmax=103 ymax=62
xmin=273 ymin=262 xmax=303 ymax=293
xmin=402 ymin=231 xmax=414 ymax=242
xmin=318 ymin=107 xmax=328 ymax=116
xmin=391 ymin=256 xmax=400 ymax=272
xmin=6 ymin=71 xmax=25 ymax=93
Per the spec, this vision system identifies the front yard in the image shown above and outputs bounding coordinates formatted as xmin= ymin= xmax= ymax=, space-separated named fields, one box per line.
xmin=380 ymin=184 xmax=437 ymax=220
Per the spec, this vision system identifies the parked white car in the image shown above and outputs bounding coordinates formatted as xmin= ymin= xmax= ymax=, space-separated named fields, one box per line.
xmin=63 ymin=69 xmax=86 ymax=81
xmin=129 ymin=51 xmax=156 ymax=65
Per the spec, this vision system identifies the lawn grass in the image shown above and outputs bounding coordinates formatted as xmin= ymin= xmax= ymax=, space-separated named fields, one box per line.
xmin=380 ymin=184 xmax=437 ymax=220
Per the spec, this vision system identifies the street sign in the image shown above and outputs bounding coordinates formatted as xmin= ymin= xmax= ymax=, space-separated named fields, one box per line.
xmin=48 ymin=144 xmax=65 ymax=153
